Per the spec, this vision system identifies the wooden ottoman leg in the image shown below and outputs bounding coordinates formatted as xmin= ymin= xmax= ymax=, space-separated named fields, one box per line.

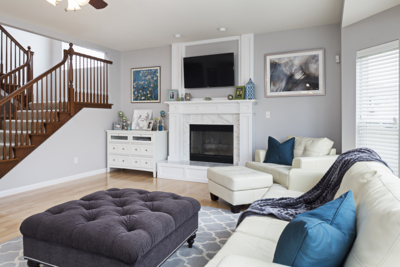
xmin=27 ymin=260 xmax=40 ymax=267
xmin=210 ymin=193 xmax=219 ymax=201
xmin=187 ymin=233 xmax=196 ymax=248
xmin=231 ymin=205 xmax=241 ymax=214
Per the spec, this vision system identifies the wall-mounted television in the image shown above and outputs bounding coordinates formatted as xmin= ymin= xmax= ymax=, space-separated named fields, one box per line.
xmin=183 ymin=53 xmax=234 ymax=89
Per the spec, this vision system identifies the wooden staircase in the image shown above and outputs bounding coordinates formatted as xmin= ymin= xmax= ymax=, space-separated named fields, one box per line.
xmin=0 ymin=30 xmax=113 ymax=178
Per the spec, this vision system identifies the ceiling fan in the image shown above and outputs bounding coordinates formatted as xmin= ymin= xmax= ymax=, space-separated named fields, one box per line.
xmin=47 ymin=0 xmax=108 ymax=11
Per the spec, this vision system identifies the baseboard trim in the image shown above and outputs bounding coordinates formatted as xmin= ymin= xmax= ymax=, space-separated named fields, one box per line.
xmin=0 ymin=168 xmax=107 ymax=198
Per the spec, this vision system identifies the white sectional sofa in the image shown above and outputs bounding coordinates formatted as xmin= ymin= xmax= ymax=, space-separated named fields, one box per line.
xmin=208 ymin=136 xmax=339 ymax=213
xmin=247 ymin=136 xmax=338 ymax=192
xmin=205 ymin=161 xmax=400 ymax=267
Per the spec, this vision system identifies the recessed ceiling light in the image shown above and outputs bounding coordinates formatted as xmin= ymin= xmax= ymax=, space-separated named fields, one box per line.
xmin=174 ymin=34 xmax=182 ymax=38
xmin=218 ymin=27 xmax=227 ymax=32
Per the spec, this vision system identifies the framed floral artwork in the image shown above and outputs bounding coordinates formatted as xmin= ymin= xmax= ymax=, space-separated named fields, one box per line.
xmin=131 ymin=66 xmax=161 ymax=103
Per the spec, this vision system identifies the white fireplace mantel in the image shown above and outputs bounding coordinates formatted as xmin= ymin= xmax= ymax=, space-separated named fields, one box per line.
xmin=166 ymin=99 xmax=256 ymax=166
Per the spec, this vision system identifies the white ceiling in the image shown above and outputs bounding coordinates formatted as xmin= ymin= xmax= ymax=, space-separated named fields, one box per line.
xmin=0 ymin=0 xmax=343 ymax=51
xmin=342 ymin=0 xmax=400 ymax=27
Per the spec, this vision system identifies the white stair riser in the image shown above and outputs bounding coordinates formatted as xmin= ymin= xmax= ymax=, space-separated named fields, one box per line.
xmin=2 ymin=121 xmax=43 ymax=132
xmin=0 ymin=132 xmax=30 ymax=145
xmin=16 ymin=110 xmax=57 ymax=120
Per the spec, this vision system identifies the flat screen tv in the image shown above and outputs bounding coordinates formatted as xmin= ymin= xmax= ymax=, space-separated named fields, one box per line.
xmin=183 ymin=53 xmax=234 ymax=88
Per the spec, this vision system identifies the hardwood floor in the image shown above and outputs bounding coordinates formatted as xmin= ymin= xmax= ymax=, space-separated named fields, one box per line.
xmin=0 ymin=169 xmax=240 ymax=244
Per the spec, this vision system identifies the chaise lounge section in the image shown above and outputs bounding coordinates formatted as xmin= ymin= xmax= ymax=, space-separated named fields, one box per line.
xmin=205 ymin=161 xmax=400 ymax=266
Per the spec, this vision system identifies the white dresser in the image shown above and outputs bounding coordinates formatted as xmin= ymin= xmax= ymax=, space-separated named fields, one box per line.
xmin=106 ymin=130 xmax=168 ymax=177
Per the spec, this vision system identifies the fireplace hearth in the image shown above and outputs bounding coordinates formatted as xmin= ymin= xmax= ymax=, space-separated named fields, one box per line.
xmin=190 ymin=124 xmax=234 ymax=164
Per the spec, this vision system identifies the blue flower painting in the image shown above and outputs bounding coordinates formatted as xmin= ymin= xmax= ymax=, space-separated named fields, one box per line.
xmin=131 ymin=66 xmax=161 ymax=103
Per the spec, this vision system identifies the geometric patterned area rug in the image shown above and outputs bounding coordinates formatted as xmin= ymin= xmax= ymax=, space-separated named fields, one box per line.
xmin=0 ymin=207 xmax=240 ymax=267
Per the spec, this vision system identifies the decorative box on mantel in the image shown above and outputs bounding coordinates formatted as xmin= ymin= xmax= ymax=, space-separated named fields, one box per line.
xmin=157 ymin=99 xmax=256 ymax=183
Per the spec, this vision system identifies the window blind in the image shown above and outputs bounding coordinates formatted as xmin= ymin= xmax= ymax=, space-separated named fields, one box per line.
xmin=356 ymin=40 xmax=399 ymax=175
xmin=62 ymin=42 xmax=105 ymax=68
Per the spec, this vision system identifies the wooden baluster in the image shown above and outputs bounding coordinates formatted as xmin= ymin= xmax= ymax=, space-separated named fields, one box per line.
xmin=106 ymin=64 xmax=108 ymax=104
xmin=85 ymin=58 xmax=89 ymax=103
xmin=75 ymin=54 xmax=78 ymax=103
xmin=63 ymin=62 xmax=66 ymax=111
xmin=35 ymin=82 xmax=39 ymax=133
xmin=90 ymin=59 xmax=92 ymax=103
xmin=8 ymin=92 xmax=12 ymax=158
xmin=59 ymin=65 xmax=61 ymax=117
xmin=14 ymin=95 xmax=18 ymax=148
xmin=5 ymin=36 xmax=8 ymax=73
xmin=3 ymin=105 xmax=6 ymax=159
xmin=19 ymin=93 xmax=24 ymax=146
xmin=25 ymin=85 xmax=28 ymax=145
xmin=41 ymin=79 xmax=44 ymax=133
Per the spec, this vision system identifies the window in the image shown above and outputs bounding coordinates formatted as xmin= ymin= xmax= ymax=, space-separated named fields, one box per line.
xmin=62 ymin=42 xmax=105 ymax=68
xmin=356 ymin=40 xmax=399 ymax=174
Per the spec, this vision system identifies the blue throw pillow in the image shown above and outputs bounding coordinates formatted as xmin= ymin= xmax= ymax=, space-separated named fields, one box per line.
xmin=264 ymin=137 xmax=295 ymax=166
xmin=273 ymin=191 xmax=356 ymax=267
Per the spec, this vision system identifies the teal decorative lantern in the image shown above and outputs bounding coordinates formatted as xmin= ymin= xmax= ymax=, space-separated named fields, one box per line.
xmin=245 ymin=78 xmax=255 ymax=100
xmin=160 ymin=110 xmax=166 ymax=117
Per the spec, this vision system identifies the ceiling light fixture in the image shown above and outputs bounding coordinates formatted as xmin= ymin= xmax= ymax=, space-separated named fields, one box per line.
xmin=65 ymin=0 xmax=81 ymax=11
xmin=47 ymin=0 xmax=61 ymax=6
xmin=218 ymin=27 xmax=227 ymax=32
xmin=174 ymin=34 xmax=182 ymax=38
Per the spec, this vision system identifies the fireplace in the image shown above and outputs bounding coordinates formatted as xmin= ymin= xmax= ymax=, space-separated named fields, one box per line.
xmin=190 ymin=124 xmax=234 ymax=164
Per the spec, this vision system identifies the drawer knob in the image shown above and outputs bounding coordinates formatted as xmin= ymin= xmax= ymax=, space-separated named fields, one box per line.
xmin=122 ymin=160 xmax=125 ymax=162
xmin=113 ymin=159 xmax=115 ymax=161
xmin=145 ymin=149 xmax=148 ymax=151
xmin=135 ymin=161 xmax=137 ymax=163
xmin=122 ymin=148 xmax=125 ymax=150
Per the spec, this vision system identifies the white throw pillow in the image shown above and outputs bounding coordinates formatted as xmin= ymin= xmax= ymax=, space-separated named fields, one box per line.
xmin=286 ymin=135 xmax=334 ymax=157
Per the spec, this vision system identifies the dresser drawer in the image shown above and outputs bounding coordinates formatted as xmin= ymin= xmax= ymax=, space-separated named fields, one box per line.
xmin=119 ymin=145 xmax=130 ymax=154
xmin=131 ymin=145 xmax=153 ymax=156
xmin=141 ymin=159 xmax=153 ymax=168
xmin=131 ymin=158 xmax=141 ymax=167
xmin=140 ymin=146 xmax=152 ymax=155
xmin=109 ymin=144 xmax=119 ymax=153
xmin=109 ymin=155 xmax=119 ymax=165
xmin=119 ymin=156 xmax=130 ymax=166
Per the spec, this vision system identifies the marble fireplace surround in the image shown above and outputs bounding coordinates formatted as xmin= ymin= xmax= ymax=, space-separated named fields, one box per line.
xmin=166 ymin=99 xmax=256 ymax=166
xmin=183 ymin=114 xmax=240 ymax=164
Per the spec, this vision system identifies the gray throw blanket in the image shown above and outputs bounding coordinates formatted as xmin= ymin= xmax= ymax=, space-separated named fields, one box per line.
xmin=237 ymin=148 xmax=390 ymax=226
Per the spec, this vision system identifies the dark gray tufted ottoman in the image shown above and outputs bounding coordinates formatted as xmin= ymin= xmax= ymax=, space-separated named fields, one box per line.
xmin=20 ymin=188 xmax=200 ymax=267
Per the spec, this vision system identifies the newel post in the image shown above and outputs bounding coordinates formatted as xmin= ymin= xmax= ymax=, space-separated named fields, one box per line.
xmin=26 ymin=46 xmax=35 ymax=103
xmin=67 ymin=43 xmax=76 ymax=116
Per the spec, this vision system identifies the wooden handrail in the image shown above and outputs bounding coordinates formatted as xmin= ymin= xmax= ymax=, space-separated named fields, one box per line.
xmin=0 ymin=49 xmax=69 ymax=107
xmin=0 ymin=48 xmax=33 ymax=81
xmin=0 ymin=25 xmax=28 ymax=53
xmin=73 ymin=51 xmax=113 ymax=65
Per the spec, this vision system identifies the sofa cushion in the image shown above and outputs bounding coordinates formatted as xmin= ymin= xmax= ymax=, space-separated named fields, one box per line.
xmin=246 ymin=162 xmax=291 ymax=188
xmin=344 ymin=172 xmax=400 ymax=267
xmin=262 ymin=184 xmax=303 ymax=199
xmin=207 ymin=166 xmax=273 ymax=191
xmin=264 ymin=137 xmax=295 ymax=166
xmin=287 ymin=135 xmax=334 ymax=157
xmin=273 ymin=191 xmax=356 ymax=267
xmin=334 ymin=161 xmax=392 ymax=201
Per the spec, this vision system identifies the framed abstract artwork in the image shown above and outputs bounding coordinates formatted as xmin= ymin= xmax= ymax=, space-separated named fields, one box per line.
xmin=265 ymin=49 xmax=325 ymax=97
xmin=131 ymin=66 xmax=161 ymax=103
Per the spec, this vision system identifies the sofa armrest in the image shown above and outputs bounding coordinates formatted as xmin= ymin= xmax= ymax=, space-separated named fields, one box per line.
xmin=217 ymin=255 xmax=289 ymax=267
xmin=329 ymin=148 xmax=336 ymax=155
xmin=288 ymin=169 xmax=326 ymax=192
xmin=255 ymin=149 xmax=267 ymax=163
xmin=292 ymin=155 xmax=338 ymax=171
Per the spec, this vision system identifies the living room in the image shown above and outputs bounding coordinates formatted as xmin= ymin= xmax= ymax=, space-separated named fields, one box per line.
xmin=0 ymin=0 xmax=399 ymax=266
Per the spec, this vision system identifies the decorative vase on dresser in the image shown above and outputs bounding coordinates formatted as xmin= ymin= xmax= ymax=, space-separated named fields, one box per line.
xmin=245 ymin=78 xmax=255 ymax=100
xmin=106 ymin=130 xmax=168 ymax=177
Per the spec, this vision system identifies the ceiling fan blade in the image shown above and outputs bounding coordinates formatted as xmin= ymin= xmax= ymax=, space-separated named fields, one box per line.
xmin=89 ymin=0 xmax=108 ymax=9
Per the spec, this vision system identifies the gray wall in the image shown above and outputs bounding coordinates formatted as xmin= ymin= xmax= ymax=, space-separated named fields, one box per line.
xmin=341 ymin=5 xmax=400 ymax=152
xmin=120 ymin=45 xmax=171 ymax=127
xmin=185 ymin=40 xmax=238 ymax=99
xmin=0 ymin=14 xmax=121 ymax=193
xmin=254 ymin=24 xmax=342 ymax=152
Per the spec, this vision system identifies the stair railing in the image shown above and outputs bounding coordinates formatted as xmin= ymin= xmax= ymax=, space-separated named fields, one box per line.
xmin=0 ymin=43 xmax=112 ymax=160
xmin=0 ymin=25 xmax=34 ymax=102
